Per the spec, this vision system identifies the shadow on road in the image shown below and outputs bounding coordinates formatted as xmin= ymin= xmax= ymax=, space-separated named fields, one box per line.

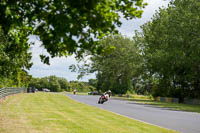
xmin=112 ymin=97 xmax=190 ymax=112
xmin=126 ymin=102 xmax=186 ymax=112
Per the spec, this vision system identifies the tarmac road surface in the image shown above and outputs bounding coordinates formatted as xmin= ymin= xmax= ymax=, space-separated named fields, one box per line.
xmin=67 ymin=94 xmax=200 ymax=133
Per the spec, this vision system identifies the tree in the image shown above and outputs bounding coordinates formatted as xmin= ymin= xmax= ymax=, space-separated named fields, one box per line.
xmin=48 ymin=76 xmax=61 ymax=92
xmin=88 ymin=79 xmax=98 ymax=88
xmin=78 ymin=35 xmax=141 ymax=94
xmin=29 ymin=78 xmax=41 ymax=90
xmin=0 ymin=0 xmax=146 ymax=63
xmin=69 ymin=81 xmax=93 ymax=92
xmin=0 ymin=29 xmax=32 ymax=75
xmin=39 ymin=77 xmax=49 ymax=89
xmin=136 ymin=0 xmax=200 ymax=100
xmin=0 ymin=28 xmax=33 ymax=87
xmin=57 ymin=77 xmax=70 ymax=91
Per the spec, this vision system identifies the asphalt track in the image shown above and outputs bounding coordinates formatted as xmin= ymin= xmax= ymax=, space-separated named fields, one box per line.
xmin=67 ymin=94 xmax=200 ymax=133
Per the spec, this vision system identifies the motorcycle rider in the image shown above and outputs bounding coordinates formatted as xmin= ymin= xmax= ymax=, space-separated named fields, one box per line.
xmin=104 ymin=90 xmax=111 ymax=101
xmin=98 ymin=90 xmax=112 ymax=104
xmin=73 ymin=88 xmax=77 ymax=95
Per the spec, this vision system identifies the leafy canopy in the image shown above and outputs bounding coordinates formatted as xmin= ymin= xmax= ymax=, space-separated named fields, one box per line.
xmin=75 ymin=35 xmax=141 ymax=94
xmin=0 ymin=0 xmax=146 ymax=63
xmin=0 ymin=28 xmax=32 ymax=87
xmin=136 ymin=0 xmax=200 ymax=99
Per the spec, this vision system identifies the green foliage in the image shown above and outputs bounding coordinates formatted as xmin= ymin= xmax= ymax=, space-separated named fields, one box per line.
xmin=48 ymin=76 xmax=61 ymax=92
xmin=0 ymin=0 xmax=146 ymax=91
xmin=77 ymin=35 xmax=141 ymax=94
xmin=135 ymin=0 xmax=200 ymax=100
xmin=29 ymin=76 xmax=64 ymax=92
xmin=70 ymin=81 xmax=94 ymax=92
xmin=57 ymin=77 xmax=70 ymax=91
xmin=0 ymin=29 xmax=32 ymax=74
xmin=0 ymin=26 xmax=33 ymax=88
xmin=0 ymin=0 xmax=145 ymax=62
xmin=28 ymin=78 xmax=41 ymax=89
xmin=0 ymin=70 xmax=32 ymax=88
xmin=0 ymin=78 xmax=15 ymax=88
xmin=88 ymin=79 xmax=98 ymax=89
xmin=28 ymin=76 xmax=95 ymax=92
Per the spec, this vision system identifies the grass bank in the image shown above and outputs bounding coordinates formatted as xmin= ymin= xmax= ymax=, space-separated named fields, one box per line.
xmin=0 ymin=93 xmax=178 ymax=133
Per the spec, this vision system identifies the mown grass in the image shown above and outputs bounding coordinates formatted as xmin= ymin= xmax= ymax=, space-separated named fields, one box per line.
xmin=0 ymin=93 xmax=178 ymax=133
xmin=112 ymin=94 xmax=200 ymax=113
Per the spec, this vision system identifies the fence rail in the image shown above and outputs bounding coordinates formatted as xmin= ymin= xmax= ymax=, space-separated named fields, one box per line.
xmin=155 ymin=97 xmax=179 ymax=103
xmin=0 ymin=88 xmax=27 ymax=100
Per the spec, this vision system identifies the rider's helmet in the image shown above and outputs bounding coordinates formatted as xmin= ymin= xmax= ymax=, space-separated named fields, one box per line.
xmin=107 ymin=90 xmax=111 ymax=97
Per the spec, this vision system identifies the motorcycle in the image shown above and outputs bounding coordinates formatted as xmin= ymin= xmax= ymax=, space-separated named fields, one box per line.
xmin=98 ymin=94 xmax=109 ymax=104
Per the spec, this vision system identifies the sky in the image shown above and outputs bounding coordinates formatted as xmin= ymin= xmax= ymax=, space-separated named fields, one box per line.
xmin=28 ymin=0 xmax=170 ymax=82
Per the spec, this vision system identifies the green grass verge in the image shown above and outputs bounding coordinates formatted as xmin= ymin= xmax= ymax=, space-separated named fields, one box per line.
xmin=0 ymin=93 xmax=178 ymax=133
xmin=112 ymin=95 xmax=200 ymax=113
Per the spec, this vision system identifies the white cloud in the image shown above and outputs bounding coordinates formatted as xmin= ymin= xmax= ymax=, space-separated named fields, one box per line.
xmin=28 ymin=0 xmax=169 ymax=81
xmin=118 ymin=0 xmax=169 ymax=37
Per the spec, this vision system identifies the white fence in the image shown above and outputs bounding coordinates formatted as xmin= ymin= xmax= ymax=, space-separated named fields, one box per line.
xmin=0 ymin=88 xmax=27 ymax=100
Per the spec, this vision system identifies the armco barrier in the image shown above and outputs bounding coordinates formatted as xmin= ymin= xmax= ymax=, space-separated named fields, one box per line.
xmin=155 ymin=97 xmax=179 ymax=103
xmin=0 ymin=88 xmax=27 ymax=100
xmin=156 ymin=97 xmax=200 ymax=105
xmin=184 ymin=98 xmax=200 ymax=105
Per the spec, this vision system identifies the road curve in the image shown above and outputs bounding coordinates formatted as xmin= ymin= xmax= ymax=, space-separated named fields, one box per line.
xmin=66 ymin=94 xmax=200 ymax=133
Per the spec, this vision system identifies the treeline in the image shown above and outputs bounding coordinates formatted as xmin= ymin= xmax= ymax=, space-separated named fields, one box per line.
xmin=77 ymin=0 xmax=200 ymax=101
xmin=28 ymin=75 xmax=95 ymax=92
